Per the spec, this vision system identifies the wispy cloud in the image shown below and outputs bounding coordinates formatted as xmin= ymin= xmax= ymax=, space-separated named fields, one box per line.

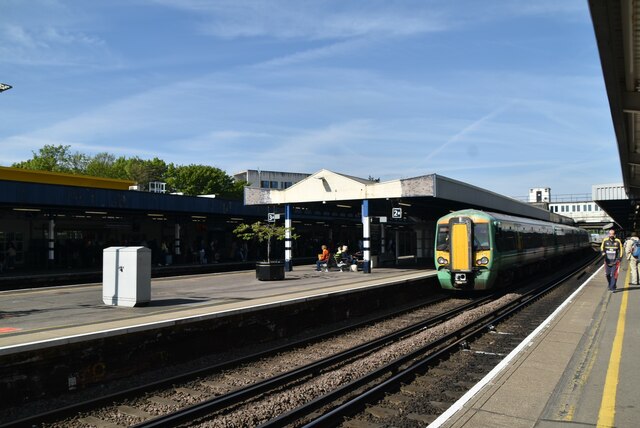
xmin=253 ymin=38 xmax=370 ymax=69
xmin=151 ymin=0 xmax=448 ymax=40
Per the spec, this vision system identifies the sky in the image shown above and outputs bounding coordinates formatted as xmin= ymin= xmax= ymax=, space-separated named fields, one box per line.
xmin=0 ymin=0 xmax=621 ymax=199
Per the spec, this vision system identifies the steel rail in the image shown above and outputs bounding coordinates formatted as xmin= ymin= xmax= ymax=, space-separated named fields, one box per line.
xmin=1 ymin=291 xmax=445 ymax=428
xmin=286 ymin=257 xmax=597 ymax=428
xmin=130 ymin=294 xmax=497 ymax=427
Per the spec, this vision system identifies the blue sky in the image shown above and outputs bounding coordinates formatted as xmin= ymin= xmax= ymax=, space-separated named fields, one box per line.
xmin=0 ymin=0 xmax=619 ymax=198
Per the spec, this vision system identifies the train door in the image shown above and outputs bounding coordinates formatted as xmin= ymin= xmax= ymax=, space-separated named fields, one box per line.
xmin=449 ymin=216 xmax=473 ymax=285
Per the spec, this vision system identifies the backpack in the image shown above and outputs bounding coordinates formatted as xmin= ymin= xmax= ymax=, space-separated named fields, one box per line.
xmin=633 ymin=241 xmax=640 ymax=258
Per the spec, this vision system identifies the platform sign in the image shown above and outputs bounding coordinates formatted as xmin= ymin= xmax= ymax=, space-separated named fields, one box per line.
xmin=267 ymin=213 xmax=281 ymax=222
xmin=392 ymin=207 xmax=402 ymax=219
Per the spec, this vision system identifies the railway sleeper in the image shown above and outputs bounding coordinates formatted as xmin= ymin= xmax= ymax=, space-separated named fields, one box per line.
xmin=117 ymin=405 xmax=153 ymax=419
xmin=406 ymin=412 xmax=438 ymax=424
xmin=365 ymin=405 xmax=400 ymax=419
xmin=342 ymin=419 xmax=384 ymax=428
xmin=78 ymin=415 xmax=123 ymax=428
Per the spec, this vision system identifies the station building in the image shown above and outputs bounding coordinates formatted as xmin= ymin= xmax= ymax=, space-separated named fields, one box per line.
xmin=0 ymin=166 xmax=575 ymax=275
xmin=527 ymin=187 xmax=614 ymax=236
xmin=233 ymin=169 xmax=311 ymax=190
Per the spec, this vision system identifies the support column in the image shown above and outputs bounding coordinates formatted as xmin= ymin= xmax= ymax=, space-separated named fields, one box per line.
xmin=284 ymin=205 xmax=293 ymax=271
xmin=48 ymin=218 xmax=55 ymax=265
xmin=381 ymin=224 xmax=386 ymax=254
xmin=174 ymin=223 xmax=181 ymax=256
xmin=362 ymin=200 xmax=371 ymax=273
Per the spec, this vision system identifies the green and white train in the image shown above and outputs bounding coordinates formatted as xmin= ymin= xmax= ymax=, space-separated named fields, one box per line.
xmin=435 ymin=209 xmax=590 ymax=290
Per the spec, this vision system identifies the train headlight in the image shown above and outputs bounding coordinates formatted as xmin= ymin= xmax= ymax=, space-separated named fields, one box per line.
xmin=476 ymin=256 xmax=489 ymax=265
xmin=437 ymin=256 xmax=448 ymax=265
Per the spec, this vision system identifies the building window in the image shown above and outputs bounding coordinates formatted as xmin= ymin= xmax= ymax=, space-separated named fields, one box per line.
xmin=270 ymin=181 xmax=278 ymax=188
xmin=260 ymin=180 xmax=270 ymax=188
xmin=283 ymin=181 xmax=293 ymax=189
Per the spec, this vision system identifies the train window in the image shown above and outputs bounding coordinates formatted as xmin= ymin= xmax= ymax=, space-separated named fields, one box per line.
xmin=495 ymin=228 xmax=517 ymax=251
xmin=473 ymin=223 xmax=490 ymax=250
xmin=436 ymin=225 xmax=449 ymax=250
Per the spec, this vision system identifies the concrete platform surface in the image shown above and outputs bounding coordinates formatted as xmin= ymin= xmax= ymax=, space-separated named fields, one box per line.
xmin=433 ymin=258 xmax=640 ymax=428
xmin=0 ymin=265 xmax=434 ymax=353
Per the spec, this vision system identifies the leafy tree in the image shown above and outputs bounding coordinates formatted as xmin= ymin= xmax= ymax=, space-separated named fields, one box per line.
xmin=11 ymin=145 xmax=246 ymax=198
xmin=12 ymin=144 xmax=88 ymax=173
xmin=166 ymin=164 xmax=245 ymax=198
xmin=84 ymin=153 xmax=129 ymax=179
xmin=233 ymin=221 xmax=298 ymax=262
xmin=125 ymin=157 xmax=168 ymax=191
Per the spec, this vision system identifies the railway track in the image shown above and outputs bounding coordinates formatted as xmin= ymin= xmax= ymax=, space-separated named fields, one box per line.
xmin=154 ymin=256 xmax=594 ymax=427
xmin=3 ymin=293 xmax=479 ymax=427
xmin=6 ymin=257 xmax=597 ymax=427
xmin=129 ymin=295 xmax=497 ymax=428
xmin=308 ymin=255 xmax=602 ymax=427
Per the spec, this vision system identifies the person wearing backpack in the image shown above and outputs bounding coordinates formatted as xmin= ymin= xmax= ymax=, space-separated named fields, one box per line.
xmin=627 ymin=232 xmax=640 ymax=285
xmin=601 ymin=229 xmax=624 ymax=292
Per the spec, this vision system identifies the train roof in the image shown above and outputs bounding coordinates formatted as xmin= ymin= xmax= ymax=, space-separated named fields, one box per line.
xmin=438 ymin=209 xmax=585 ymax=231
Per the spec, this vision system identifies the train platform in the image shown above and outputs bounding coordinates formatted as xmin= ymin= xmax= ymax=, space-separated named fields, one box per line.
xmin=434 ymin=257 xmax=640 ymax=428
xmin=0 ymin=265 xmax=434 ymax=353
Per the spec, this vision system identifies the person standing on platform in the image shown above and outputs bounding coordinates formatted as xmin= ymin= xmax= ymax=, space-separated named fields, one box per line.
xmin=601 ymin=229 xmax=623 ymax=292
xmin=624 ymin=232 xmax=640 ymax=285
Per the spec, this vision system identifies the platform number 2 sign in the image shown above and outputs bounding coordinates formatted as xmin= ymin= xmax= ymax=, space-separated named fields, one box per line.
xmin=392 ymin=207 xmax=402 ymax=219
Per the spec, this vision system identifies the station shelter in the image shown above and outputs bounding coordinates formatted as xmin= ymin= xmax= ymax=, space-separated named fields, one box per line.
xmin=243 ymin=169 xmax=572 ymax=273
xmin=0 ymin=166 xmax=575 ymax=275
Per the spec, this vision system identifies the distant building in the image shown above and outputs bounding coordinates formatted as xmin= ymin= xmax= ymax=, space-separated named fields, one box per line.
xmin=520 ymin=186 xmax=613 ymax=232
xmin=549 ymin=200 xmax=611 ymax=224
xmin=529 ymin=187 xmax=551 ymax=203
xmin=233 ymin=169 xmax=311 ymax=190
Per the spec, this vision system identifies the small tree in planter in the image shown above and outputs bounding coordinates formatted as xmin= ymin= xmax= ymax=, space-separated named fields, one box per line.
xmin=233 ymin=221 xmax=299 ymax=280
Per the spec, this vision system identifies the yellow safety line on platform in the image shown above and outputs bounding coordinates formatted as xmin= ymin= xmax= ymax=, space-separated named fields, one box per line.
xmin=596 ymin=264 xmax=630 ymax=428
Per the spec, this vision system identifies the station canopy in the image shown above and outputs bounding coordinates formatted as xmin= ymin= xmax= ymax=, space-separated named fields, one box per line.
xmin=244 ymin=169 xmax=573 ymax=225
xmin=589 ymin=1 xmax=640 ymax=231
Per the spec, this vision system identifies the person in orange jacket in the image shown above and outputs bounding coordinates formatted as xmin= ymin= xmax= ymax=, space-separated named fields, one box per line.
xmin=315 ymin=244 xmax=329 ymax=271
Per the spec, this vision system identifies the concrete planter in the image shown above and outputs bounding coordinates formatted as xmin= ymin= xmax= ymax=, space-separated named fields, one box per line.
xmin=256 ymin=261 xmax=285 ymax=281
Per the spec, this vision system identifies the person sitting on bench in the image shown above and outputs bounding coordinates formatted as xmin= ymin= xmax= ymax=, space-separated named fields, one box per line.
xmin=337 ymin=245 xmax=354 ymax=267
xmin=316 ymin=244 xmax=330 ymax=271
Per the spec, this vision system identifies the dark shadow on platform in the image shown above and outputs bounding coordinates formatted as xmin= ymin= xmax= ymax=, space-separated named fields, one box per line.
xmin=147 ymin=298 xmax=209 ymax=307
xmin=618 ymin=286 xmax=640 ymax=292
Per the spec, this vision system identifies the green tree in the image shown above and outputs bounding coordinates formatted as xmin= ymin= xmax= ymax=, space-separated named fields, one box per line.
xmin=233 ymin=221 xmax=298 ymax=262
xmin=11 ymin=145 xmax=247 ymax=199
xmin=165 ymin=164 xmax=245 ymax=198
xmin=84 ymin=153 xmax=129 ymax=179
xmin=125 ymin=157 xmax=168 ymax=191
xmin=12 ymin=144 xmax=89 ymax=173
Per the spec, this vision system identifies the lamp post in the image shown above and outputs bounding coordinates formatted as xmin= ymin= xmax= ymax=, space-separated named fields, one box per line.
xmin=0 ymin=83 xmax=12 ymax=93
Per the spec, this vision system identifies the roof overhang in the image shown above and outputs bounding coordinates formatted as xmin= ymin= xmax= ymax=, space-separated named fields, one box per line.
xmin=245 ymin=169 xmax=573 ymax=224
xmin=589 ymin=0 xmax=640 ymax=230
